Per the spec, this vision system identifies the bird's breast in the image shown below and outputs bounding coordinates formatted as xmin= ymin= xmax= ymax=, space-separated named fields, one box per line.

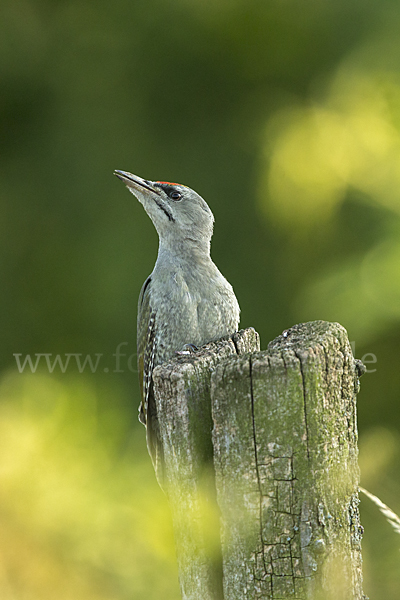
xmin=150 ymin=257 xmax=239 ymax=365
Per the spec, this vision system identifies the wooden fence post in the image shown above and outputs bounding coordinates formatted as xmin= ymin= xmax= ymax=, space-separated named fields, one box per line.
xmin=152 ymin=321 xmax=365 ymax=600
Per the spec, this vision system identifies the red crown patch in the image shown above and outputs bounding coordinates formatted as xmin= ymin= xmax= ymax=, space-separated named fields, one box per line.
xmin=156 ymin=181 xmax=181 ymax=186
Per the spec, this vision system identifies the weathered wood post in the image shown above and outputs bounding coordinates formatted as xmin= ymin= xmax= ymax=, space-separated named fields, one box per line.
xmin=152 ymin=321 xmax=365 ymax=600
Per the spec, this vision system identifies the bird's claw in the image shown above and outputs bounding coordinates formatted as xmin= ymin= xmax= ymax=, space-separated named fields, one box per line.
xmin=175 ymin=343 xmax=199 ymax=356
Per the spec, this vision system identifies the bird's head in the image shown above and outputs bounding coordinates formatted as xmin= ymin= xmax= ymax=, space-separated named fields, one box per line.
xmin=114 ymin=170 xmax=214 ymax=253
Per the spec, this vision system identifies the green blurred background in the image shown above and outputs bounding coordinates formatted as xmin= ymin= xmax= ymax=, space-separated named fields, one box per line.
xmin=1 ymin=0 xmax=400 ymax=597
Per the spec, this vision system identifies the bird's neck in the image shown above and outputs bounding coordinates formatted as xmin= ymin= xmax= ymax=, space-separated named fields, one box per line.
xmin=157 ymin=237 xmax=212 ymax=266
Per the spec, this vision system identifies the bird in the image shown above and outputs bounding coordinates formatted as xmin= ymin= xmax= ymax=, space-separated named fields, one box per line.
xmin=114 ymin=170 xmax=240 ymax=485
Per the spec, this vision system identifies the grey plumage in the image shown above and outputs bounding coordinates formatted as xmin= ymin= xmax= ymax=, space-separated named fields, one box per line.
xmin=114 ymin=170 xmax=240 ymax=484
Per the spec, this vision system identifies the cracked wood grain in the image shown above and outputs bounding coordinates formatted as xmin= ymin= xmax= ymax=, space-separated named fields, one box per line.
xmin=212 ymin=321 xmax=364 ymax=600
xmin=152 ymin=321 xmax=365 ymax=600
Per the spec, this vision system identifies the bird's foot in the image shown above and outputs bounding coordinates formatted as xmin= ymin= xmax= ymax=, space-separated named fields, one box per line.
xmin=175 ymin=343 xmax=199 ymax=356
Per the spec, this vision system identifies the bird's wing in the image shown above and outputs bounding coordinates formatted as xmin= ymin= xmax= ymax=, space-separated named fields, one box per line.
xmin=137 ymin=276 xmax=156 ymax=425
xmin=137 ymin=277 xmax=164 ymax=484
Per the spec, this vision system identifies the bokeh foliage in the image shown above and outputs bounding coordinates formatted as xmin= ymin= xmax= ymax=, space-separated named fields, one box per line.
xmin=1 ymin=0 xmax=400 ymax=597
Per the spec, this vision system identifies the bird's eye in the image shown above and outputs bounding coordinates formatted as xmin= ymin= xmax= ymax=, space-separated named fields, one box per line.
xmin=170 ymin=191 xmax=182 ymax=201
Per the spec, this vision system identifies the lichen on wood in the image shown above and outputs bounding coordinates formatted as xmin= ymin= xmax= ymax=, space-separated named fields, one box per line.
xmin=152 ymin=322 xmax=365 ymax=600
xmin=212 ymin=321 xmax=364 ymax=599
xmin=153 ymin=328 xmax=260 ymax=600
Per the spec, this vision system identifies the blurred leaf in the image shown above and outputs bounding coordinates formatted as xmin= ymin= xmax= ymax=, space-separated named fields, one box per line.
xmin=0 ymin=372 xmax=179 ymax=600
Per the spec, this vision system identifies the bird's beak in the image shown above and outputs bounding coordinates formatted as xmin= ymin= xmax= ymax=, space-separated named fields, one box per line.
xmin=114 ymin=170 xmax=160 ymax=195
